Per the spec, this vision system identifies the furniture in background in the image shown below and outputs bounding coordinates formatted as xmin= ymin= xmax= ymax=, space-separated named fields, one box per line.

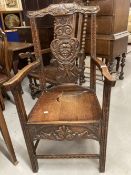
xmin=0 ymin=0 xmax=23 ymax=42
xmin=0 ymin=105 xmax=18 ymax=165
xmin=0 ymin=11 xmax=23 ymax=31
xmin=0 ymin=27 xmax=34 ymax=107
xmin=21 ymin=0 xmax=130 ymax=80
xmin=19 ymin=48 xmax=51 ymax=99
xmin=87 ymin=0 xmax=130 ymax=80
xmin=4 ymin=3 xmax=116 ymax=173
xmin=14 ymin=26 xmax=32 ymax=43
xmin=7 ymin=42 xmax=34 ymax=74
xmin=0 ymin=0 xmax=22 ymax=11
xmin=0 ymin=28 xmax=12 ymax=110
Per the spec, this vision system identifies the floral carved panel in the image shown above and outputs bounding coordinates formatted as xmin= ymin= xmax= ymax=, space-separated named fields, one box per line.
xmin=29 ymin=124 xmax=100 ymax=141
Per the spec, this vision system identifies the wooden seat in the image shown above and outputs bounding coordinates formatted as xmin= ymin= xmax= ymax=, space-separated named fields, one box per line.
xmin=4 ymin=3 xmax=116 ymax=173
xmin=28 ymin=85 xmax=101 ymax=124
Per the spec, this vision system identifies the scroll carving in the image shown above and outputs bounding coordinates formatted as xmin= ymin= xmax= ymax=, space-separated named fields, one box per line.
xmin=29 ymin=124 xmax=100 ymax=141
xmin=50 ymin=14 xmax=80 ymax=83
xmin=27 ymin=3 xmax=99 ymax=18
xmin=54 ymin=15 xmax=73 ymax=38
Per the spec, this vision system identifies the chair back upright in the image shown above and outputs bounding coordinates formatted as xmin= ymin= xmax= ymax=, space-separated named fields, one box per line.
xmin=0 ymin=28 xmax=11 ymax=77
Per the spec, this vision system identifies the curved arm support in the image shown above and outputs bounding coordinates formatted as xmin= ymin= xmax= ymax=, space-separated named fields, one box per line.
xmin=92 ymin=58 xmax=116 ymax=87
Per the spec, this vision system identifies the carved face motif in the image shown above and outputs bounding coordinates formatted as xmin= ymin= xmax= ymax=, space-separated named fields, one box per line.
xmin=51 ymin=38 xmax=80 ymax=61
xmin=59 ymin=42 xmax=72 ymax=58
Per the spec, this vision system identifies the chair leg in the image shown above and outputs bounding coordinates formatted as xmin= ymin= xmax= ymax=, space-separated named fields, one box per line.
xmin=11 ymin=88 xmax=39 ymax=172
xmin=99 ymin=125 xmax=108 ymax=173
xmin=0 ymin=108 xmax=18 ymax=165
xmin=0 ymin=90 xmax=5 ymax=111
xmin=23 ymin=128 xmax=39 ymax=172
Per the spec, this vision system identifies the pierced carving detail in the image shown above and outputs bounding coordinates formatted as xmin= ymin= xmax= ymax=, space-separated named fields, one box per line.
xmin=29 ymin=124 xmax=100 ymax=141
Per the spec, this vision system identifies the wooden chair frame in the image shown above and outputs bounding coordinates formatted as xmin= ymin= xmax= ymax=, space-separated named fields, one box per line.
xmin=4 ymin=3 xmax=115 ymax=173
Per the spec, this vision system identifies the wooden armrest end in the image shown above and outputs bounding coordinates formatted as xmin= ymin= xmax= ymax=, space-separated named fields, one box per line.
xmin=19 ymin=48 xmax=51 ymax=60
xmin=93 ymin=58 xmax=116 ymax=86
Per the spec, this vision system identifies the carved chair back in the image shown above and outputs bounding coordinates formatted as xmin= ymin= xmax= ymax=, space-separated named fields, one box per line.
xmin=28 ymin=3 xmax=99 ymax=90
xmin=0 ymin=28 xmax=11 ymax=77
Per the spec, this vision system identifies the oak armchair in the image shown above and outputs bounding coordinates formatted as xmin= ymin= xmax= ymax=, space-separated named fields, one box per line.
xmin=4 ymin=3 xmax=115 ymax=173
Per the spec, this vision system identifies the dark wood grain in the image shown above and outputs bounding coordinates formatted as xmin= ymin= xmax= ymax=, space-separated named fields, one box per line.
xmin=7 ymin=42 xmax=34 ymax=74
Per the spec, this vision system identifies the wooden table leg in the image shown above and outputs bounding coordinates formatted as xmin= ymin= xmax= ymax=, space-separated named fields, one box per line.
xmin=12 ymin=58 xmax=19 ymax=74
xmin=0 ymin=106 xmax=18 ymax=165
xmin=116 ymin=56 xmax=121 ymax=72
xmin=119 ymin=53 xmax=126 ymax=80
xmin=108 ymin=59 xmax=115 ymax=73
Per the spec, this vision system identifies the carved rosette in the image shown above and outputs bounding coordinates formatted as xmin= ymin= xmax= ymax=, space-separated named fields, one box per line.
xmin=29 ymin=124 xmax=100 ymax=141
xmin=54 ymin=15 xmax=73 ymax=38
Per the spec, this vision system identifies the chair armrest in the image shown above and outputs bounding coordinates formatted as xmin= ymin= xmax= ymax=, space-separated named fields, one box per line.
xmin=4 ymin=61 xmax=40 ymax=91
xmin=19 ymin=48 xmax=51 ymax=60
xmin=41 ymin=48 xmax=51 ymax=54
xmin=92 ymin=58 xmax=116 ymax=87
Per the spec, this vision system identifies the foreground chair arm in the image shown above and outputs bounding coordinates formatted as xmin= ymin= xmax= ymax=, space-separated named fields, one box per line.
xmin=91 ymin=58 xmax=116 ymax=172
xmin=4 ymin=61 xmax=40 ymax=91
xmin=19 ymin=48 xmax=51 ymax=60
xmin=92 ymin=58 xmax=116 ymax=87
